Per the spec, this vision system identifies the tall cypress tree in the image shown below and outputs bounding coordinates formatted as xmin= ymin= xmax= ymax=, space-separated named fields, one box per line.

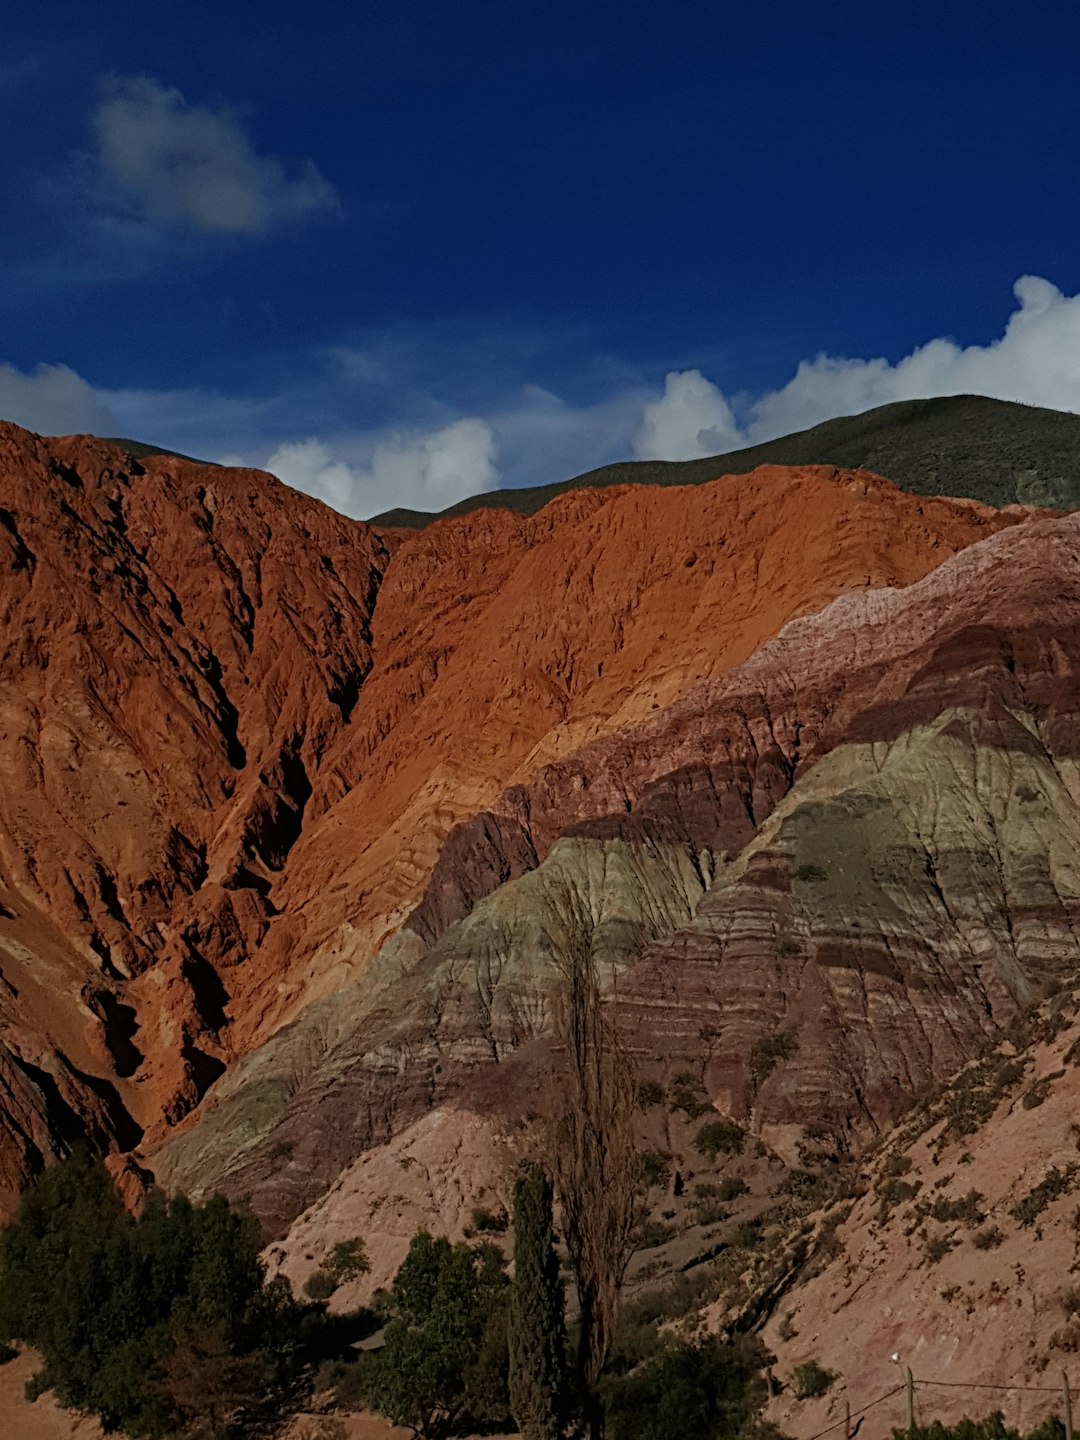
xmin=509 ymin=1163 xmax=568 ymax=1440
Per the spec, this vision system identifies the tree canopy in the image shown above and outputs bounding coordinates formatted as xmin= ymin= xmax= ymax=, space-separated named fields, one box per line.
xmin=0 ymin=1150 xmax=299 ymax=1437
xmin=361 ymin=1230 xmax=511 ymax=1439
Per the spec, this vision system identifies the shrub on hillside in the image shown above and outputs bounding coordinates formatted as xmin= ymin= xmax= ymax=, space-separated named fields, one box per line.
xmin=791 ymin=1359 xmax=836 ymax=1399
xmin=694 ymin=1121 xmax=745 ymax=1162
xmin=326 ymin=1237 xmax=369 ymax=1281
xmin=305 ymin=1268 xmax=338 ymax=1301
xmin=895 ymin=1414 xmax=1066 ymax=1440
xmin=750 ymin=1031 xmax=798 ymax=1086
xmin=639 ymin=1150 xmax=672 ymax=1189
xmin=600 ymin=1335 xmax=771 ymax=1440
xmin=669 ymin=1071 xmax=713 ymax=1120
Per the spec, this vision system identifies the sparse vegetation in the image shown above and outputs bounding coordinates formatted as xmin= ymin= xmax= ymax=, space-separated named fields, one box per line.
xmin=631 ymin=1219 xmax=678 ymax=1251
xmin=636 ymin=1080 xmax=665 ymax=1110
xmin=791 ymin=1359 xmax=836 ymax=1399
xmin=750 ymin=1031 xmax=798 ymax=1086
xmin=924 ymin=1234 xmax=953 ymax=1264
xmin=792 ymin=862 xmax=828 ymax=883
xmin=697 ymin=1177 xmax=750 ymax=1203
xmin=470 ymin=1205 xmax=508 ymax=1234
xmin=639 ymin=1150 xmax=672 ymax=1189
xmin=1010 ymin=1165 xmax=1078 ymax=1227
xmin=877 ymin=1176 xmax=921 ymax=1222
xmin=941 ymin=1055 xmax=1028 ymax=1141
xmin=930 ymin=1190 xmax=985 ymax=1226
xmin=694 ymin=1120 xmax=745 ymax=1162
xmin=972 ymin=1224 xmax=1005 ymax=1250
xmin=882 ymin=1152 xmax=913 ymax=1177
xmin=670 ymin=1070 xmax=713 ymax=1120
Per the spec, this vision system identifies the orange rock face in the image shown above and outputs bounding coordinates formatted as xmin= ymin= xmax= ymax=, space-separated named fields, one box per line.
xmin=0 ymin=420 xmax=1032 ymax=1211
xmin=0 ymin=423 xmax=388 ymax=1199
xmin=242 ymin=466 xmax=1027 ymax=1042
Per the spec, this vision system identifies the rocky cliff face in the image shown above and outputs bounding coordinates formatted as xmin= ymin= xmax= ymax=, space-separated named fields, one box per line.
xmin=0 ymin=414 xmax=1069 ymax=1266
xmin=156 ymin=508 xmax=1080 ymax=1240
xmin=0 ymin=422 xmax=388 ymax=1200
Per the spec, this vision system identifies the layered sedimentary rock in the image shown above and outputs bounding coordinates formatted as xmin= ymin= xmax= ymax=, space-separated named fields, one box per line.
xmin=158 ymin=511 xmax=1080 ymax=1242
xmin=4 ymin=419 xmax=1025 ymax=1215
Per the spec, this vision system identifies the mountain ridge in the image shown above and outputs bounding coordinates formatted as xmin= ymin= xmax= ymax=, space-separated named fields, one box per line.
xmin=369 ymin=394 xmax=1080 ymax=527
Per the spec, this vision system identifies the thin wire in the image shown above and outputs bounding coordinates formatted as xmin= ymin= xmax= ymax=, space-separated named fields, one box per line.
xmin=802 ymin=1383 xmax=906 ymax=1440
xmin=795 ymin=1373 xmax=1070 ymax=1440
xmin=916 ymin=1379 xmax=1066 ymax=1396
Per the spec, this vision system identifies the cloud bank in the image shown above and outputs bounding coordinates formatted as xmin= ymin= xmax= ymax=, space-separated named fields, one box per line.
xmin=0 ymin=362 xmax=118 ymax=435
xmin=636 ymin=370 xmax=742 ymax=461
xmin=92 ymin=76 xmax=339 ymax=234
xmin=3 ymin=275 xmax=1080 ymax=516
xmin=634 ymin=275 xmax=1080 ymax=460
xmin=265 ymin=419 xmax=499 ymax=519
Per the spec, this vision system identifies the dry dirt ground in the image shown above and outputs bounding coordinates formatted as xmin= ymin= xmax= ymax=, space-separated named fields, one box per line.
xmin=0 ymin=1349 xmax=103 ymax=1438
xmin=0 ymin=1348 xmax=510 ymax=1440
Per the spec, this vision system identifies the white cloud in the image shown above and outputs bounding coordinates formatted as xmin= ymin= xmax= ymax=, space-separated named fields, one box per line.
xmin=265 ymin=419 xmax=499 ymax=519
xmin=7 ymin=274 xmax=1080 ymax=516
xmin=634 ymin=369 xmax=742 ymax=460
xmin=91 ymin=76 xmax=339 ymax=235
xmin=0 ymin=361 xmax=118 ymax=435
xmin=636 ymin=275 xmax=1080 ymax=460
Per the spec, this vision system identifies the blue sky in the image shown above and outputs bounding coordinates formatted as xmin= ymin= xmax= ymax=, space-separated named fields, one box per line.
xmin=3 ymin=1 xmax=1080 ymax=517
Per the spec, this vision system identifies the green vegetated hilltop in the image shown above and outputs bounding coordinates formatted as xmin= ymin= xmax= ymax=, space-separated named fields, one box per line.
xmin=101 ymin=438 xmax=215 ymax=465
xmin=369 ymin=394 xmax=1080 ymax=527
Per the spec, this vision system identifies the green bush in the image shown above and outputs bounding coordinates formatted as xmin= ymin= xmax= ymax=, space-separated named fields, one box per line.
xmin=930 ymin=1190 xmax=985 ymax=1226
xmin=924 ymin=1234 xmax=953 ymax=1264
xmin=791 ymin=1359 xmax=836 ymax=1399
xmin=694 ymin=1121 xmax=745 ymax=1162
xmin=972 ymin=1224 xmax=1005 ymax=1250
xmin=639 ymin=1150 xmax=672 ymax=1189
xmin=792 ymin=862 xmax=827 ymax=883
xmin=470 ymin=1206 xmax=508 ymax=1234
xmin=1011 ymin=1166 xmax=1077 ymax=1227
xmin=669 ymin=1071 xmax=713 ymax=1120
xmin=696 ymin=1177 xmax=749 ymax=1203
xmin=601 ymin=1335 xmax=771 ymax=1440
xmin=305 ymin=1268 xmax=338 ymax=1302
xmin=750 ymin=1031 xmax=798 ymax=1086
xmin=895 ymin=1413 xmax=1067 ymax=1440
xmin=637 ymin=1080 xmax=665 ymax=1110
xmin=327 ymin=1237 xmax=370 ymax=1282
xmin=631 ymin=1219 xmax=677 ymax=1251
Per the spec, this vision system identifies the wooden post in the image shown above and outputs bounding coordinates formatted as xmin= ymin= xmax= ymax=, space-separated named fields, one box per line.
xmin=1063 ymin=1370 xmax=1072 ymax=1440
xmin=846 ymin=1399 xmax=852 ymax=1440
xmin=905 ymin=1367 xmax=915 ymax=1437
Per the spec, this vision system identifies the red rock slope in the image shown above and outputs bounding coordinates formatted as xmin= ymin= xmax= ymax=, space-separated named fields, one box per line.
xmin=0 ymin=420 xmax=1034 ymax=1214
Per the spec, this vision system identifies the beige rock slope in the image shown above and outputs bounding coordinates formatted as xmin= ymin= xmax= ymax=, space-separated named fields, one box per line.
xmin=760 ymin=992 xmax=1080 ymax=1439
